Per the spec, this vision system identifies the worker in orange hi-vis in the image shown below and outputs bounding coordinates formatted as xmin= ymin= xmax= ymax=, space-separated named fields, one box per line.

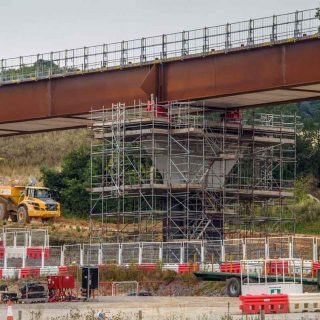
xmin=6 ymin=300 xmax=14 ymax=320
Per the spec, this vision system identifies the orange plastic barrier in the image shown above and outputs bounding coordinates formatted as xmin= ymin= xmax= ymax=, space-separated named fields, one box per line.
xmin=220 ymin=262 xmax=241 ymax=273
xmin=240 ymin=294 xmax=289 ymax=315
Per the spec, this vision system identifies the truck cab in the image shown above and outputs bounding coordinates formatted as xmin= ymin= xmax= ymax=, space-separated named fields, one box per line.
xmin=0 ymin=186 xmax=61 ymax=223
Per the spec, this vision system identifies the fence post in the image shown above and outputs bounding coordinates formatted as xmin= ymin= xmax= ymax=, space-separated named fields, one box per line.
xmin=83 ymin=46 xmax=88 ymax=71
xmin=13 ymin=232 xmax=17 ymax=248
xmin=201 ymin=242 xmax=205 ymax=264
xmin=247 ymin=19 xmax=254 ymax=45
xmin=203 ymin=27 xmax=209 ymax=53
xmin=98 ymin=245 xmax=102 ymax=265
xmin=138 ymin=243 xmax=143 ymax=265
xmin=159 ymin=242 xmax=163 ymax=263
xmin=180 ymin=243 xmax=184 ymax=264
xmin=41 ymin=247 xmax=45 ymax=268
xmin=181 ymin=30 xmax=189 ymax=56
xmin=3 ymin=250 xmax=7 ymax=269
xmin=22 ymin=249 xmax=26 ymax=268
xmin=80 ymin=245 xmax=83 ymax=267
xmin=103 ymin=43 xmax=108 ymax=68
xmin=265 ymin=241 xmax=269 ymax=260
xmin=221 ymin=244 xmax=225 ymax=262
xmin=289 ymin=241 xmax=293 ymax=259
xmin=118 ymin=244 xmax=122 ymax=265
xmin=60 ymin=246 xmax=65 ymax=266
xmin=225 ymin=23 xmax=231 ymax=51
xmin=313 ymin=238 xmax=317 ymax=262
xmin=294 ymin=10 xmax=301 ymax=38
xmin=0 ymin=59 xmax=3 ymax=84
xmin=140 ymin=38 xmax=146 ymax=63
xmin=271 ymin=15 xmax=277 ymax=42
xmin=242 ymin=241 xmax=247 ymax=260
xmin=161 ymin=34 xmax=167 ymax=60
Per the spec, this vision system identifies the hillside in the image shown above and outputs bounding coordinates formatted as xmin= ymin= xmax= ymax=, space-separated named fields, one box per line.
xmin=0 ymin=128 xmax=90 ymax=185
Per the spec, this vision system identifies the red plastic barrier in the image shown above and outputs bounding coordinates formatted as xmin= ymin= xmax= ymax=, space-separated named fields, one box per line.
xmin=138 ymin=264 xmax=157 ymax=270
xmin=220 ymin=262 xmax=241 ymax=273
xmin=0 ymin=247 xmax=5 ymax=259
xmin=27 ymin=247 xmax=50 ymax=259
xmin=0 ymin=268 xmax=3 ymax=279
xmin=20 ymin=267 xmax=40 ymax=278
xmin=313 ymin=262 xmax=320 ymax=276
xmin=240 ymin=294 xmax=289 ymax=315
xmin=268 ymin=261 xmax=289 ymax=275
xmin=178 ymin=264 xmax=199 ymax=274
xmin=58 ymin=266 xmax=68 ymax=274
xmin=48 ymin=275 xmax=75 ymax=290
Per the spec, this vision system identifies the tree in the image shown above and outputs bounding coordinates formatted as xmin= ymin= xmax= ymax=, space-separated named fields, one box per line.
xmin=316 ymin=7 xmax=320 ymax=19
xmin=40 ymin=145 xmax=91 ymax=217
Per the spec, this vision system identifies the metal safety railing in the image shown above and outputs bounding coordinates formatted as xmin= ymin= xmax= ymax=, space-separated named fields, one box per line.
xmin=0 ymin=8 xmax=319 ymax=85
xmin=0 ymin=236 xmax=319 ymax=269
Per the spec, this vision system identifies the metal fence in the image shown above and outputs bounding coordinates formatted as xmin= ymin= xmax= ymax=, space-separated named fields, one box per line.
xmin=0 ymin=236 xmax=319 ymax=268
xmin=0 ymin=228 xmax=48 ymax=248
xmin=0 ymin=8 xmax=318 ymax=85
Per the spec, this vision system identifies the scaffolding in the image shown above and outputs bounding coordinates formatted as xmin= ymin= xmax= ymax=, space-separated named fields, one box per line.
xmin=90 ymin=101 xmax=297 ymax=242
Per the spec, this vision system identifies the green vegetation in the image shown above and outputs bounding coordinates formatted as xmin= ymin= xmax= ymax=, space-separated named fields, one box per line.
xmin=41 ymin=145 xmax=91 ymax=217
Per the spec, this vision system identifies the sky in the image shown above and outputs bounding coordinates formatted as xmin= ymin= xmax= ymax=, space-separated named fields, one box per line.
xmin=0 ymin=0 xmax=319 ymax=59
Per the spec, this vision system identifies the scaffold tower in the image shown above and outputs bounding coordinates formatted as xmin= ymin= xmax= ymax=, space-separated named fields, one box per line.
xmin=90 ymin=100 xmax=297 ymax=242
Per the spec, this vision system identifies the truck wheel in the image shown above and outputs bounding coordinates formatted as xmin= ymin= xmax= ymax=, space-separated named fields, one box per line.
xmin=226 ymin=277 xmax=241 ymax=297
xmin=0 ymin=204 xmax=8 ymax=220
xmin=17 ymin=207 xmax=30 ymax=224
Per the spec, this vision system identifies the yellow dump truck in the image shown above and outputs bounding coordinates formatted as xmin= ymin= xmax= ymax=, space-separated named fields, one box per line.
xmin=0 ymin=186 xmax=61 ymax=223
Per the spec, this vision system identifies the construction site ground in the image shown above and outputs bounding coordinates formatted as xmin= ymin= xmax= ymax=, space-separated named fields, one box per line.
xmin=0 ymin=297 xmax=319 ymax=319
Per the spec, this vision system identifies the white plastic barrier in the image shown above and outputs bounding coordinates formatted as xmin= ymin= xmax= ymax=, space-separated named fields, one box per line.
xmin=162 ymin=264 xmax=179 ymax=272
xmin=2 ymin=268 xmax=18 ymax=279
xmin=199 ymin=263 xmax=220 ymax=272
xmin=289 ymin=293 xmax=320 ymax=313
xmin=40 ymin=266 xmax=59 ymax=276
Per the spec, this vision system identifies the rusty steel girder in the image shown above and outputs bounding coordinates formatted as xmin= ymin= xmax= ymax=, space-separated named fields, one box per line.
xmin=0 ymin=38 xmax=320 ymax=125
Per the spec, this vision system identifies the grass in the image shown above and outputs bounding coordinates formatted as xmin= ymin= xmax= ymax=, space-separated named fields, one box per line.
xmin=0 ymin=129 xmax=89 ymax=184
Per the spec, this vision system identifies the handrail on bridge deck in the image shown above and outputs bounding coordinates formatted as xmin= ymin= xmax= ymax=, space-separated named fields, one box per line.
xmin=0 ymin=8 xmax=319 ymax=85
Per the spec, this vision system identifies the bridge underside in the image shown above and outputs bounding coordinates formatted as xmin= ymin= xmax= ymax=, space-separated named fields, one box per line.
xmin=0 ymin=38 xmax=319 ymax=136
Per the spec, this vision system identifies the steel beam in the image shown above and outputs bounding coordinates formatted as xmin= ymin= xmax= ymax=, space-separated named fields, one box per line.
xmin=0 ymin=38 xmax=319 ymax=126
